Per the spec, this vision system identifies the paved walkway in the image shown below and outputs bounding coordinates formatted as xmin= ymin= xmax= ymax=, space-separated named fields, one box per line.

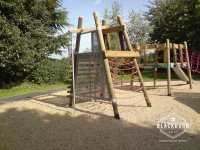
xmin=0 ymin=87 xmax=68 ymax=104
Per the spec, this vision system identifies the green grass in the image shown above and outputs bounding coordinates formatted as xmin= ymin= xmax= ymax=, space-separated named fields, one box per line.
xmin=116 ymin=70 xmax=200 ymax=81
xmin=1 ymin=70 xmax=200 ymax=99
xmin=0 ymin=81 xmax=69 ymax=99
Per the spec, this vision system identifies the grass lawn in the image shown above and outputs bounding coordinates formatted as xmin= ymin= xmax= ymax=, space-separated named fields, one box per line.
xmin=1 ymin=68 xmax=199 ymax=99
xmin=116 ymin=68 xmax=200 ymax=81
xmin=0 ymin=81 xmax=69 ymax=99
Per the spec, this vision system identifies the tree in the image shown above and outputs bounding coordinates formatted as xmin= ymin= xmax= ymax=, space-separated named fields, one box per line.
xmin=102 ymin=0 xmax=124 ymax=50
xmin=102 ymin=0 xmax=152 ymax=50
xmin=126 ymin=9 xmax=152 ymax=46
xmin=0 ymin=0 xmax=71 ymax=83
xmin=144 ymin=0 xmax=200 ymax=50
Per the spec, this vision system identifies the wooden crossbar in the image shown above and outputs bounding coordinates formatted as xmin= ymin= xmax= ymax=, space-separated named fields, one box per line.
xmin=102 ymin=25 xmax=125 ymax=34
xmin=104 ymin=50 xmax=140 ymax=58
xmin=68 ymin=25 xmax=109 ymax=33
xmin=137 ymin=43 xmax=186 ymax=51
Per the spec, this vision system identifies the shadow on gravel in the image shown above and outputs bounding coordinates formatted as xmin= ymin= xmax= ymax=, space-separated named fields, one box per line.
xmin=173 ymin=92 xmax=200 ymax=114
xmin=0 ymin=108 xmax=199 ymax=150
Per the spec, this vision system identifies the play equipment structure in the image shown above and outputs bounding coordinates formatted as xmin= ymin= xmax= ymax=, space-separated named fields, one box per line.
xmin=131 ymin=40 xmax=193 ymax=96
xmin=67 ymin=11 xmax=152 ymax=119
xmin=109 ymin=34 xmax=195 ymax=95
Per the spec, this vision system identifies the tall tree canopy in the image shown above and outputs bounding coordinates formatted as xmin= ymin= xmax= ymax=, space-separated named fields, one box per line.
xmin=102 ymin=0 xmax=151 ymax=49
xmin=144 ymin=0 xmax=200 ymax=50
xmin=102 ymin=0 xmax=124 ymax=50
xmin=126 ymin=9 xmax=152 ymax=46
xmin=0 ymin=0 xmax=71 ymax=82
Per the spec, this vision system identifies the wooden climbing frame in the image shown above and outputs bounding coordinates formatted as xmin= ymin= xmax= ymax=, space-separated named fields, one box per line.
xmin=68 ymin=11 xmax=152 ymax=119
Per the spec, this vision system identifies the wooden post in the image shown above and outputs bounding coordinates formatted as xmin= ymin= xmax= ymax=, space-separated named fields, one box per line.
xmin=118 ymin=31 xmax=125 ymax=51
xmin=69 ymin=16 xmax=83 ymax=106
xmin=184 ymin=41 xmax=193 ymax=89
xmin=144 ymin=46 xmax=147 ymax=66
xmin=101 ymin=20 xmax=108 ymax=96
xmin=94 ymin=11 xmax=120 ymax=119
xmin=117 ymin=15 xmax=151 ymax=107
xmin=130 ymin=43 xmax=138 ymax=90
xmin=172 ymin=43 xmax=177 ymax=67
xmin=166 ymin=39 xmax=171 ymax=96
xmin=154 ymin=45 xmax=159 ymax=87
xmin=178 ymin=44 xmax=183 ymax=67
xmin=164 ymin=45 xmax=167 ymax=63
xmin=102 ymin=19 xmax=111 ymax=50
xmin=116 ymin=23 xmax=125 ymax=86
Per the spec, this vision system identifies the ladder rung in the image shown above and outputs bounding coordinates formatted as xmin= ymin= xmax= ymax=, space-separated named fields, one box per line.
xmin=67 ymin=86 xmax=71 ymax=88
xmin=67 ymin=91 xmax=72 ymax=93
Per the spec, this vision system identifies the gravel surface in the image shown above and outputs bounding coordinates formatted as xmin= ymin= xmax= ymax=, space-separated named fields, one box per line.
xmin=0 ymin=81 xmax=199 ymax=150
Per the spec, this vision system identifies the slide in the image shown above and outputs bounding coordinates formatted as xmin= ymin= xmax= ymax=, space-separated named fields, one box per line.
xmin=172 ymin=67 xmax=189 ymax=82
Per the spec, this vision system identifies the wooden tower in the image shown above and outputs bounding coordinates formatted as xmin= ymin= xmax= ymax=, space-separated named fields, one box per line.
xmin=68 ymin=11 xmax=151 ymax=119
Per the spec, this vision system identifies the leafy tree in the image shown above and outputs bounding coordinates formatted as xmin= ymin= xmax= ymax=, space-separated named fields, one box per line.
xmin=126 ymin=9 xmax=152 ymax=46
xmin=0 ymin=0 xmax=71 ymax=84
xmin=102 ymin=0 xmax=124 ymax=50
xmin=144 ymin=0 xmax=200 ymax=50
xmin=102 ymin=0 xmax=152 ymax=50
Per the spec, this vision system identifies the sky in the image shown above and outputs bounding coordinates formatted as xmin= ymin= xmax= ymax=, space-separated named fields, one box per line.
xmin=49 ymin=0 xmax=150 ymax=59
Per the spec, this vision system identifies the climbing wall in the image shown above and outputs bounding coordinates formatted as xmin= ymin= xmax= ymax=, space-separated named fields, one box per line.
xmin=74 ymin=31 xmax=111 ymax=101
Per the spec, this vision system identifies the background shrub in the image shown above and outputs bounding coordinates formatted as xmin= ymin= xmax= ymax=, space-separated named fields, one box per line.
xmin=29 ymin=58 xmax=71 ymax=85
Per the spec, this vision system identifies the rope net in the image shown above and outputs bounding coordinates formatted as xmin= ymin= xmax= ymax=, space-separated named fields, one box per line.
xmin=109 ymin=57 xmax=146 ymax=106
xmin=175 ymin=48 xmax=200 ymax=73
xmin=184 ymin=49 xmax=200 ymax=73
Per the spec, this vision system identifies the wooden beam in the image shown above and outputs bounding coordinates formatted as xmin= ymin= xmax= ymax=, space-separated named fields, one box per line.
xmin=94 ymin=11 xmax=120 ymax=119
xmin=117 ymin=15 xmax=152 ymax=107
xmin=118 ymin=31 xmax=125 ymax=51
xmin=143 ymin=46 xmax=147 ymax=66
xmin=166 ymin=39 xmax=171 ymax=96
xmin=104 ymin=50 xmax=140 ymax=58
xmin=117 ymin=16 xmax=133 ymax=51
xmin=184 ymin=41 xmax=193 ymax=89
xmin=102 ymin=19 xmax=111 ymax=50
xmin=102 ymin=19 xmax=107 ymax=49
xmin=178 ymin=44 xmax=183 ymax=66
xmin=172 ymin=43 xmax=177 ymax=67
xmin=146 ymin=45 xmax=157 ymax=50
xmin=158 ymin=43 xmax=167 ymax=50
xmin=102 ymin=25 xmax=125 ymax=34
xmin=69 ymin=25 xmax=109 ymax=33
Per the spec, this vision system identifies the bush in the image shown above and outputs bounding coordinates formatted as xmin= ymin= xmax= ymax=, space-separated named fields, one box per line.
xmin=29 ymin=58 xmax=71 ymax=85
xmin=0 ymin=67 xmax=29 ymax=89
